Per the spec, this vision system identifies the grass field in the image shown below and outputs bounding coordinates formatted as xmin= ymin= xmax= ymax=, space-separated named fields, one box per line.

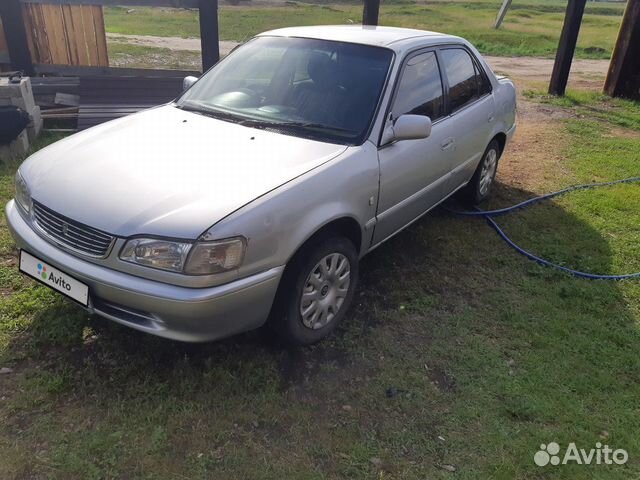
xmin=1 ymin=90 xmax=639 ymax=478
xmin=104 ymin=0 xmax=625 ymax=59
xmin=107 ymin=42 xmax=201 ymax=70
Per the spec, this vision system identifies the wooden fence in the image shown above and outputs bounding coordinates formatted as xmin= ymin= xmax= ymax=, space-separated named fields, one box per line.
xmin=0 ymin=0 xmax=222 ymax=77
xmin=0 ymin=3 xmax=107 ymax=69
xmin=23 ymin=4 xmax=108 ymax=66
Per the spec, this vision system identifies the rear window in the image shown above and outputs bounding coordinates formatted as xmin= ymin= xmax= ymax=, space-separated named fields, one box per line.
xmin=441 ymin=48 xmax=481 ymax=112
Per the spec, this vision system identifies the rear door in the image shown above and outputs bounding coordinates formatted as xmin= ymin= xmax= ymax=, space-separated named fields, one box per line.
xmin=439 ymin=47 xmax=495 ymax=192
xmin=374 ymin=50 xmax=451 ymax=245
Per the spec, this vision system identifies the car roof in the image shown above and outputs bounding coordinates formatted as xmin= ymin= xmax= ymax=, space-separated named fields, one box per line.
xmin=257 ymin=25 xmax=463 ymax=50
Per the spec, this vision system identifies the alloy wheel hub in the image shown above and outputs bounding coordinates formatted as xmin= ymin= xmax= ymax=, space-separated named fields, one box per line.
xmin=300 ymin=253 xmax=351 ymax=330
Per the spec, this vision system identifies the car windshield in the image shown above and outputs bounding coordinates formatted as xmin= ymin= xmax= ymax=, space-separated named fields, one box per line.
xmin=176 ymin=36 xmax=393 ymax=145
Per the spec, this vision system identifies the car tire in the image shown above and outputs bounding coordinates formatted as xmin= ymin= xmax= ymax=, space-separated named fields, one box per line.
xmin=269 ymin=236 xmax=359 ymax=346
xmin=460 ymin=139 xmax=501 ymax=204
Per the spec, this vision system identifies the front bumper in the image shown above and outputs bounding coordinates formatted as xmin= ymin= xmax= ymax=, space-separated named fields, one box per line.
xmin=6 ymin=200 xmax=284 ymax=342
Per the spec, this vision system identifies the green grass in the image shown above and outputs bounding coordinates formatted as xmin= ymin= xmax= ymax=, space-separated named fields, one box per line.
xmin=1 ymin=93 xmax=640 ymax=479
xmin=103 ymin=0 xmax=624 ymax=59
xmin=529 ymin=90 xmax=640 ymax=131
xmin=107 ymin=42 xmax=201 ymax=70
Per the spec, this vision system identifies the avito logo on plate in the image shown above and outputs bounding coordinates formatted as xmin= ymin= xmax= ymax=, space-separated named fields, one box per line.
xmin=37 ymin=262 xmax=71 ymax=291
xmin=37 ymin=263 xmax=47 ymax=280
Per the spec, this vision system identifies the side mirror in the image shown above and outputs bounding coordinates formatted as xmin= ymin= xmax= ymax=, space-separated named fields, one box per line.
xmin=183 ymin=76 xmax=198 ymax=91
xmin=381 ymin=114 xmax=432 ymax=145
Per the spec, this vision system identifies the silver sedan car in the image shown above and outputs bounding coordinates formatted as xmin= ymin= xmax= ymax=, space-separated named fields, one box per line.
xmin=6 ymin=26 xmax=516 ymax=345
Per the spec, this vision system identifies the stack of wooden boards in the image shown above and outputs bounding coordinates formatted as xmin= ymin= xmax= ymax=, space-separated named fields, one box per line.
xmin=32 ymin=75 xmax=186 ymax=131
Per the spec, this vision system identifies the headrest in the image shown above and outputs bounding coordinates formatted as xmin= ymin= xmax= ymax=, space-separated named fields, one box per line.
xmin=307 ymin=52 xmax=338 ymax=89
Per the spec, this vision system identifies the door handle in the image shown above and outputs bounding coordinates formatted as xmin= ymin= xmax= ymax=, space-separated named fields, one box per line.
xmin=440 ymin=137 xmax=454 ymax=151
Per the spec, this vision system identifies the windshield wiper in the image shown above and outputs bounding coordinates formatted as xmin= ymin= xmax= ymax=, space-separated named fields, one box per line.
xmin=175 ymin=102 xmax=238 ymax=122
xmin=176 ymin=105 xmax=355 ymax=136
xmin=254 ymin=120 xmax=355 ymax=135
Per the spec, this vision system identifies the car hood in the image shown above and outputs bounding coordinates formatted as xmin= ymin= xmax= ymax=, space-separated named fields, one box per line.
xmin=21 ymin=105 xmax=347 ymax=239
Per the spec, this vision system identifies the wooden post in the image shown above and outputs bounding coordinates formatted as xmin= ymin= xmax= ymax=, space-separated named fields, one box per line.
xmin=494 ymin=0 xmax=513 ymax=29
xmin=548 ymin=0 xmax=587 ymax=96
xmin=0 ymin=0 xmax=34 ymax=76
xmin=199 ymin=0 xmax=219 ymax=72
xmin=362 ymin=0 xmax=380 ymax=26
xmin=604 ymin=0 xmax=640 ymax=100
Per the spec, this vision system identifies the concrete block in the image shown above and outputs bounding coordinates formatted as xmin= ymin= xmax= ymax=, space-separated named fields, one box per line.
xmin=27 ymin=106 xmax=43 ymax=142
xmin=0 ymin=130 xmax=30 ymax=163
xmin=0 ymin=77 xmax=36 ymax=116
xmin=0 ymin=77 xmax=33 ymax=99
xmin=10 ymin=94 xmax=36 ymax=114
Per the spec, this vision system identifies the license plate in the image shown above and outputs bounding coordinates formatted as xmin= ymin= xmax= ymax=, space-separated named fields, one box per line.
xmin=19 ymin=250 xmax=89 ymax=307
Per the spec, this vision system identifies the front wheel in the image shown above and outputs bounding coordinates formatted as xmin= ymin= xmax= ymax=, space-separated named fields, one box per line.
xmin=460 ymin=139 xmax=501 ymax=204
xmin=269 ymin=236 xmax=359 ymax=346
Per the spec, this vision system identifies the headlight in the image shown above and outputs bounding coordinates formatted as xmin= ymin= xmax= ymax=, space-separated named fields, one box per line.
xmin=184 ymin=237 xmax=246 ymax=275
xmin=120 ymin=238 xmax=191 ymax=273
xmin=15 ymin=171 xmax=32 ymax=214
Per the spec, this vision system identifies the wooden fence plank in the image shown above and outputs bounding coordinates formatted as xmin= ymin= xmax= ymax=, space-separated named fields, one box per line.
xmin=62 ymin=5 xmax=79 ymax=65
xmin=43 ymin=5 xmax=70 ymax=64
xmin=69 ymin=4 xmax=90 ymax=65
xmin=31 ymin=4 xmax=52 ymax=64
xmin=20 ymin=4 xmax=38 ymax=61
xmin=80 ymin=5 xmax=99 ymax=66
xmin=92 ymin=6 xmax=108 ymax=66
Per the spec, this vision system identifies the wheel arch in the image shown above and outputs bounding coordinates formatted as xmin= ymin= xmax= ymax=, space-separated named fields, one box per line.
xmin=492 ymin=132 xmax=507 ymax=157
xmin=268 ymin=216 xmax=363 ymax=341
xmin=290 ymin=216 xmax=363 ymax=262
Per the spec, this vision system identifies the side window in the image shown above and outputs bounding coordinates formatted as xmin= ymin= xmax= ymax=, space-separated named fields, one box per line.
xmin=475 ymin=63 xmax=492 ymax=96
xmin=441 ymin=48 xmax=479 ymax=112
xmin=392 ymin=51 xmax=444 ymax=121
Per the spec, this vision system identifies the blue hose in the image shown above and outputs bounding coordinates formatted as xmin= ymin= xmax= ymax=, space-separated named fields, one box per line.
xmin=446 ymin=177 xmax=640 ymax=280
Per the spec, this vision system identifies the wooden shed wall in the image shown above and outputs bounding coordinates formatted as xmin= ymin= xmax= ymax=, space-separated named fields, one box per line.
xmin=23 ymin=4 xmax=108 ymax=66
xmin=0 ymin=4 xmax=108 ymax=67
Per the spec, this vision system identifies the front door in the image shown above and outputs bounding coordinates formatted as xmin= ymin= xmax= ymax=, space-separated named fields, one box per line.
xmin=373 ymin=50 xmax=451 ymax=245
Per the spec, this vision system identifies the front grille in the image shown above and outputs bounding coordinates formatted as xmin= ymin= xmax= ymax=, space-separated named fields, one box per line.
xmin=32 ymin=201 xmax=115 ymax=258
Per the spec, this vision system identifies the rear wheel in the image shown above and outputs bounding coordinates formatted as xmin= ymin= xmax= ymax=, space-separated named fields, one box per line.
xmin=460 ymin=139 xmax=500 ymax=204
xmin=270 ymin=236 xmax=358 ymax=346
